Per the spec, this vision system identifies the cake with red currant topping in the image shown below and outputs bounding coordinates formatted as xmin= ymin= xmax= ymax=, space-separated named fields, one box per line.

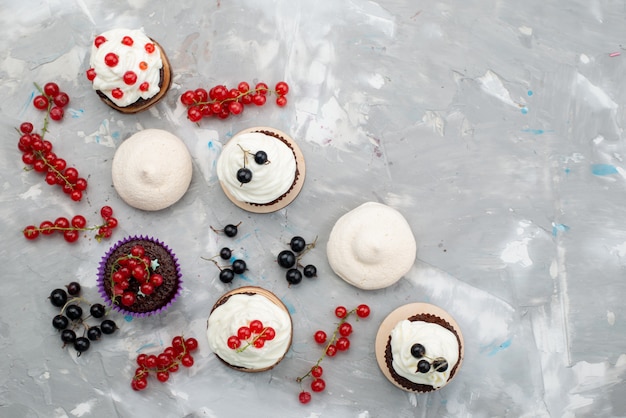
xmin=375 ymin=303 xmax=464 ymax=392
xmin=86 ymin=28 xmax=172 ymax=113
xmin=326 ymin=201 xmax=417 ymax=290
xmin=206 ymin=286 xmax=292 ymax=372
xmin=97 ymin=235 xmax=182 ymax=317
xmin=216 ymin=127 xmax=305 ymax=213
xmin=111 ymin=129 xmax=193 ymax=211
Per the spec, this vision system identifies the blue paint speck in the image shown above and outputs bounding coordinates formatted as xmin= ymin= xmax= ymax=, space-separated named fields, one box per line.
xmin=487 ymin=338 xmax=512 ymax=356
xmin=527 ymin=90 xmax=533 ymax=96
xmin=591 ymin=164 xmax=618 ymax=176
xmin=564 ymin=167 xmax=571 ymax=174
xmin=552 ymin=223 xmax=570 ymax=236
xmin=521 ymin=107 xmax=529 ymax=114
xmin=281 ymin=298 xmax=296 ymax=314
xmin=522 ymin=128 xmax=544 ymax=135
xmin=111 ymin=131 xmax=120 ymax=140
xmin=208 ymin=141 xmax=214 ymax=149
xmin=69 ymin=108 xmax=84 ymax=118
xmin=124 ymin=315 xmax=134 ymax=322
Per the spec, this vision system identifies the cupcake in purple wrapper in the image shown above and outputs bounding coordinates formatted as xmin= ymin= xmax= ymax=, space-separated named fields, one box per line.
xmin=97 ymin=235 xmax=182 ymax=317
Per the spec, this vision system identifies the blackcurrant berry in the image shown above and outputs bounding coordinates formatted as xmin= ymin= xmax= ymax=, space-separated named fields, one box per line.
xmin=290 ymin=236 xmax=306 ymax=253
xmin=100 ymin=319 xmax=117 ymax=335
xmin=219 ymin=247 xmax=232 ymax=260
xmin=232 ymin=259 xmax=247 ymax=274
xmin=90 ymin=303 xmax=106 ymax=319
xmin=49 ymin=288 xmax=68 ymax=307
xmin=74 ymin=337 xmax=90 ymax=353
xmin=286 ymin=268 xmax=302 ymax=285
xmin=61 ymin=329 xmax=76 ymax=344
xmin=66 ymin=282 xmax=81 ymax=296
xmin=303 ymin=264 xmax=317 ymax=278
xmin=65 ymin=304 xmax=83 ymax=320
xmin=410 ymin=343 xmax=426 ymax=358
xmin=224 ymin=224 xmax=239 ymax=237
xmin=219 ymin=268 xmax=235 ymax=283
xmin=432 ymin=357 xmax=448 ymax=372
xmin=254 ymin=150 xmax=268 ymax=164
xmin=417 ymin=359 xmax=431 ymax=373
xmin=277 ymin=250 xmax=296 ymax=268
xmin=236 ymin=168 xmax=252 ymax=184
xmin=52 ymin=314 xmax=69 ymax=330
xmin=87 ymin=326 xmax=102 ymax=341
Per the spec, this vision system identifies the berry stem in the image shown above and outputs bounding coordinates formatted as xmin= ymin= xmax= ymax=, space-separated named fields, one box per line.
xmin=296 ymin=236 xmax=318 ymax=268
xmin=295 ymin=306 xmax=357 ymax=384
xmin=236 ymin=327 xmax=270 ymax=353
xmin=33 ymin=82 xmax=52 ymax=136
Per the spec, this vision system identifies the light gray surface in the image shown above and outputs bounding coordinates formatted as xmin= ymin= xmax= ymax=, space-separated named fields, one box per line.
xmin=1 ymin=0 xmax=625 ymax=417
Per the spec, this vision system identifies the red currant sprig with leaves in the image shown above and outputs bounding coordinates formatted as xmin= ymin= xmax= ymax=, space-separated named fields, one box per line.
xmin=181 ymin=81 xmax=289 ymax=122
xmin=23 ymin=205 xmax=119 ymax=243
xmin=296 ymin=304 xmax=371 ymax=404
xmin=18 ymin=82 xmax=87 ymax=201
xmin=132 ymin=335 xmax=199 ymax=391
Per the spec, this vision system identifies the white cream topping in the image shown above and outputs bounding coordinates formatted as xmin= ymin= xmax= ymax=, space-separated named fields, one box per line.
xmin=390 ymin=319 xmax=459 ymax=388
xmin=88 ymin=28 xmax=163 ymax=107
xmin=207 ymin=294 xmax=292 ymax=370
xmin=111 ymin=129 xmax=192 ymax=211
xmin=327 ymin=201 xmax=417 ymax=289
xmin=216 ymin=132 xmax=296 ymax=204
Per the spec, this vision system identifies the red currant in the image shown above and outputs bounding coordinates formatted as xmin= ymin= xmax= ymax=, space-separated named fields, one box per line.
xmin=123 ymin=71 xmax=137 ymax=85
xmin=262 ymin=327 xmax=276 ymax=341
xmin=145 ymin=355 xmax=158 ymax=368
xmin=86 ymin=68 xmax=97 ymax=81
xmin=194 ymin=88 xmax=208 ymax=102
xmin=149 ymin=273 xmax=164 ymax=287
xmin=63 ymin=230 xmax=79 ymax=243
xmin=311 ymin=365 xmax=323 ymax=378
xmin=157 ymin=353 xmax=172 ymax=367
xmin=53 ymin=92 xmax=70 ymax=107
xmin=54 ymin=217 xmax=70 ymax=229
xmin=237 ymin=326 xmax=252 ymax=340
xmin=255 ymin=82 xmax=269 ymax=95
xmin=140 ymin=283 xmax=154 ymax=295
xmin=122 ymin=36 xmax=134 ymax=46
xmin=228 ymin=101 xmax=243 ymax=115
xmin=156 ymin=371 xmax=169 ymax=383
xmin=100 ymin=206 xmax=114 ymax=218
xmin=33 ymin=95 xmax=49 ymax=110
xmin=335 ymin=306 xmax=348 ymax=319
xmin=71 ymin=215 xmax=87 ymax=229
xmin=275 ymin=81 xmax=289 ymax=96
xmin=336 ymin=337 xmax=350 ymax=351
xmin=49 ymin=106 xmax=64 ymax=121
xmin=311 ymin=378 xmax=326 ymax=392
xmin=23 ymin=225 xmax=39 ymax=240
xmin=187 ymin=106 xmax=202 ymax=122
xmin=121 ymin=291 xmax=136 ymax=306
xmin=104 ymin=52 xmax=119 ymax=67
xmin=325 ymin=344 xmax=337 ymax=357
xmin=131 ymin=377 xmax=148 ymax=391
xmin=249 ymin=320 xmax=264 ymax=334
xmin=237 ymin=81 xmax=250 ymax=93
xmin=339 ymin=322 xmax=352 ymax=337
xmin=20 ymin=122 xmax=34 ymax=134
xmin=181 ymin=354 xmax=194 ymax=367
xmin=252 ymin=94 xmax=266 ymax=106
xmin=180 ymin=90 xmax=196 ymax=106
xmin=253 ymin=338 xmax=265 ymax=349
xmin=39 ymin=220 xmax=55 ymax=235
xmin=356 ymin=304 xmax=371 ymax=318
xmin=136 ymin=353 xmax=147 ymax=367
xmin=70 ymin=190 xmax=83 ymax=202
xmin=43 ymin=82 xmax=60 ymax=97
xmin=314 ymin=330 xmax=327 ymax=344
xmin=299 ymin=391 xmax=312 ymax=404
xmin=94 ymin=35 xmax=107 ymax=48
xmin=276 ymin=95 xmax=287 ymax=107
xmin=227 ymin=336 xmax=241 ymax=349
xmin=184 ymin=337 xmax=199 ymax=352
xmin=106 ymin=217 xmax=118 ymax=229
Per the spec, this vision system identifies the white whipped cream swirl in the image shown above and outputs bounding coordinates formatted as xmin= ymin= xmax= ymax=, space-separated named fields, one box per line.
xmin=207 ymin=294 xmax=292 ymax=370
xmin=390 ymin=319 xmax=459 ymax=388
xmin=216 ymin=132 xmax=296 ymax=204
xmin=88 ymin=28 xmax=163 ymax=107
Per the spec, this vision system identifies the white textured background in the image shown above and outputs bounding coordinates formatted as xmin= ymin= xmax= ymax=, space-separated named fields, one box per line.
xmin=1 ymin=0 xmax=625 ymax=417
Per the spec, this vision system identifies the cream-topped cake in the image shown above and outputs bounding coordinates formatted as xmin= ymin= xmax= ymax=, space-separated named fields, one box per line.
xmin=111 ymin=129 xmax=192 ymax=211
xmin=207 ymin=287 xmax=292 ymax=372
xmin=86 ymin=28 xmax=171 ymax=113
xmin=216 ymin=127 xmax=305 ymax=213
xmin=375 ymin=303 xmax=464 ymax=392
xmin=326 ymin=201 xmax=417 ymax=289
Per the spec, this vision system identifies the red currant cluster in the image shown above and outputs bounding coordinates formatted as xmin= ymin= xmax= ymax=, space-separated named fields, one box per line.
xmin=276 ymin=236 xmax=318 ymax=286
xmin=23 ymin=205 xmax=118 ymax=243
xmin=180 ymin=81 xmax=289 ymax=122
xmin=33 ymin=82 xmax=70 ymax=121
xmin=297 ymin=304 xmax=371 ymax=404
xmin=227 ymin=320 xmax=276 ymax=351
xmin=109 ymin=244 xmax=164 ymax=307
xmin=132 ymin=335 xmax=198 ymax=391
xmin=49 ymin=282 xmax=117 ymax=357
xmin=18 ymin=83 xmax=87 ymax=202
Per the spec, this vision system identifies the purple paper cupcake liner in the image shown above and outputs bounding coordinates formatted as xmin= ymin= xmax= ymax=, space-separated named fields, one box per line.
xmin=97 ymin=235 xmax=183 ymax=318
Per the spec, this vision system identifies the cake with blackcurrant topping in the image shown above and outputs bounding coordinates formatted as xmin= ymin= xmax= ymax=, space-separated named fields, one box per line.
xmin=326 ymin=201 xmax=417 ymax=290
xmin=216 ymin=127 xmax=305 ymax=213
xmin=86 ymin=28 xmax=172 ymax=113
xmin=375 ymin=303 xmax=464 ymax=392
xmin=97 ymin=235 xmax=182 ymax=317
xmin=206 ymin=286 xmax=292 ymax=372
